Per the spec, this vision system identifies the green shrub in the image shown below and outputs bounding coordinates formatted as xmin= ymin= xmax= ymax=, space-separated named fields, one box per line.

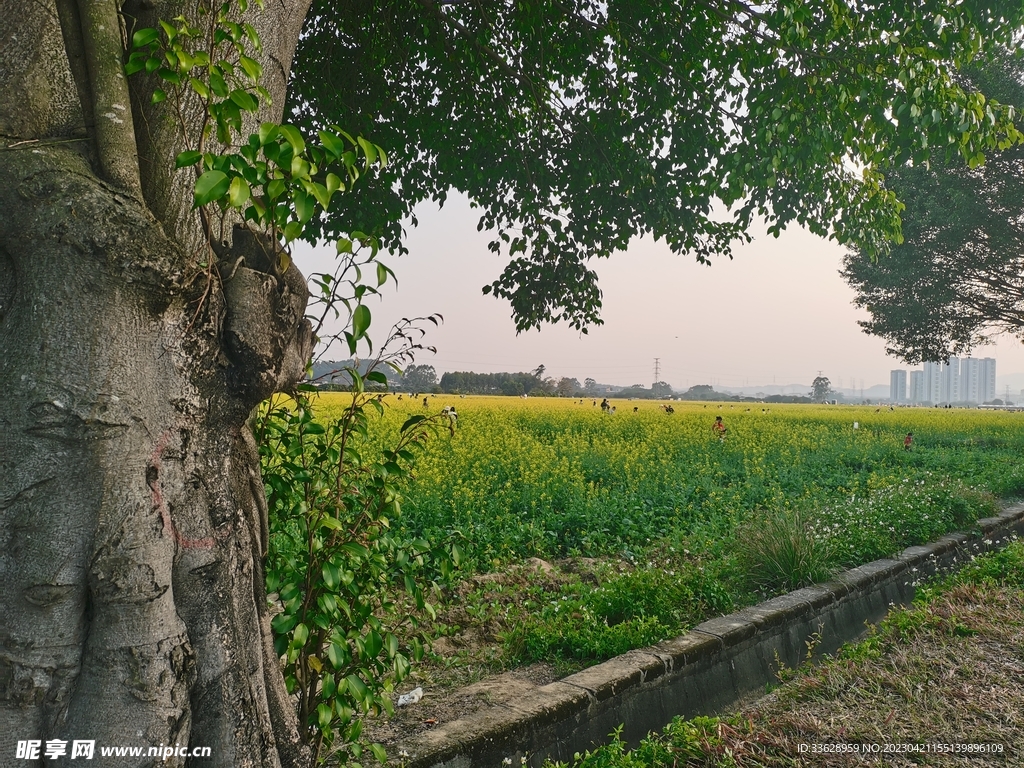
xmin=258 ymin=389 xmax=456 ymax=764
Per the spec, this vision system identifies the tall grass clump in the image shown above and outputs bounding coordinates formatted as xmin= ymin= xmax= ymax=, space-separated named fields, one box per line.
xmin=736 ymin=508 xmax=838 ymax=593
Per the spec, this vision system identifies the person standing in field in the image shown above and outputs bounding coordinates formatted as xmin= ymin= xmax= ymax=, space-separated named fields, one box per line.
xmin=713 ymin=415 xmax=727 ymax=442
xmin=904 ymin=432 xmax=913 ymax=451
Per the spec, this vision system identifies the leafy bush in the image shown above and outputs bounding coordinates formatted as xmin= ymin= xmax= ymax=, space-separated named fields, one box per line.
xmin=258 ymin=388 xmax=455 ymax=764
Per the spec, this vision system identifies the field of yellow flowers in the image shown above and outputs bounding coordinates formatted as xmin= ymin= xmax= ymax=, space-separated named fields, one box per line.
xmin=306 ymin=393 xmax=1024 ymax=663
xmin=314 ymin=394 xmax=1023 ymax=561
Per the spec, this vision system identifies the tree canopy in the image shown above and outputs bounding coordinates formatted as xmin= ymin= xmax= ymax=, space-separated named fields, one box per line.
xmin=811 ymin=375 xmax=834 ymax=402
xmin=289 ymin=0 xmax=1024 ymax=332
xmin=842 ymin=52 xmax=1024 ymax=364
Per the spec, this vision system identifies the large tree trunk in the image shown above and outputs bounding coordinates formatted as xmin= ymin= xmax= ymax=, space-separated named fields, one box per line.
xmin=1 ymin=1 xmax=314 ymax=765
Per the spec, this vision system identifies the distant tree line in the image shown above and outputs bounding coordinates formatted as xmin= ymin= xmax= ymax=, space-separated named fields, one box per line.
xmin=615 ymin=381 xmax=675 ymax=399
xmin=309 ymin=360 xmax=402 ymax=391
xmin=309 ymin=360 xmax=440 ymax=393
xmin=439 ymin=370 xmax=553 ymax=396
xmin=679 ymin=384 xmax=813 ymax=404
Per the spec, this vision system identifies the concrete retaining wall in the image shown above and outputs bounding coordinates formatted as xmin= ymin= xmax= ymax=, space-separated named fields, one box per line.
xmin=399 ymin=507 xmax=1024 ymax=767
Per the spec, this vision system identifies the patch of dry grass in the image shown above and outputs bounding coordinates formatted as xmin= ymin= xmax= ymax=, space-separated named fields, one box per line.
xmin=745 ymin=581 xmax=1024 ymax=766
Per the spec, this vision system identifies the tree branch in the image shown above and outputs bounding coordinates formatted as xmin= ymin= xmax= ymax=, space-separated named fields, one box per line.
xmin=75 ymin=0 xmax=142 ymax=195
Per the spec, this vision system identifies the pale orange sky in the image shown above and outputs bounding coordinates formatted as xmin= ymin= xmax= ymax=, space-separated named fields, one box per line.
xmin=294 ymin=193 xmax=1024 ymax=392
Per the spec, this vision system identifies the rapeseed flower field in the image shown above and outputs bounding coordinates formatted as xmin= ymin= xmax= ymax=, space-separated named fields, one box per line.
xmin=313 ymin=394 xmax=1023 ymax=566
xmin=304 ymin=393 xmax=1024 ymax=664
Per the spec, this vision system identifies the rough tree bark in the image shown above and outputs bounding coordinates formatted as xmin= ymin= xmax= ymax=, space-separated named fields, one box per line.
xmin=1 ymin=1 xmax=314 ymax=765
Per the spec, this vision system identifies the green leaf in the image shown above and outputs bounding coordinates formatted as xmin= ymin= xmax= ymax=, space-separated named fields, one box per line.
xmin=279 ymin=124 xmax=306 ymax=155
xmin=290 ymin=155 xmax=311 ymax=179
xmin=209 ymin=68 xmax=229 ymax=98
xmin=325 ymin=172 xmax=343 ymax=196
xmin=175 ymin=150 xmax=203 ymax=168
xmin=189 ymin=77 xmax=211 ymax=100
xmin=194 ymin=170 xmax=230 ymax=206
xmin=228 ymin=176 xmax=251 ymax=208
xmin=132 ymin=28 xmax=160 ymax=49
xmin=239 ymin=54 xmax=263 ymax=82
xmin=125 ymin=56 xmax=147 ymax=76
xmin=319 ymin=516 xmax=343 ymax=531
xmin=357 ymin=136 xmax=378 ymax=166
xmin=366 ymin=371 xmax=388 ymax=384
xmin=310 ymin=182 xmax=332 ymax=209
xmin=341 ymin=541 xmax=369 ymax=559
xmin=328 ymin=642 xmax=347 ymax=669
xmin=151 ymin=88 xmax=167 ymax=105
xmin=271 ymin=612 xmax=298 ymax=634
xmin=400 ymin=415 xmax=426 ymax=432
xmin=294 ymin=190 xmax=314 ymax=223
xmin=319 ymin=130 xmax=347 ymax=159
xmin=243 ymin=23 xmax=262 ymax=51
xmin=321 ymin=674 xmax=336 ymax=699
xmin=317 ymin=703 xmax=333 ymax=732
xmin=283 ymin=220 xmax=304 ymax=242
xmin=258 ymin=122 xmax=279 ymax=146
xmin=266 ymin=178 xmax=286 ymax=200
xmin=322 ymin=563 xmax=341 ymax=589
xmin=292 ymin=622 xmax=309 ymax=648
xmin=230 ymin=89 xmax=259 ymax=112
xmin=345 ymin=674 xmax=369 ymax=702
xmin=362 ymin=630 xmax=383 ymax=658
xmin=176 ymin=50 xmax=196 ymax=71
xmin=158 ymin=19 xmax=177 ymax=42
xmin=369 ymin=743 xmax=388 ymax=764
xmin=352 ymin=304 xmax=371 ymax=339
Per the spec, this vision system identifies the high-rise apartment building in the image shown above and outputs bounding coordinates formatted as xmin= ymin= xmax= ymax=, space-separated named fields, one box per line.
xmin=922 ymin=361 xmax=943 ymax=404
xmin=960 ymin=357 xmax=981 ymax=403
xmin=909 ymin=370 xmax=924 ymax=404
xmin=979 ymin=357 xmax=997 ymax=402
xmin=940 ymin=356 xmax=960 ymax=403
xmin=957 ymin=357 xmax=997 ymax=403
xmin=907 ymin=357 xmax=996 ymax=405
xmin=889 ymin=370 xmax=907 ymax=403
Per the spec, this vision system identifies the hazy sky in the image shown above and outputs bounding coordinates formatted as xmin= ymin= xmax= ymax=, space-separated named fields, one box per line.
xmin=293 ymin=193 xmax=1024 ymax=391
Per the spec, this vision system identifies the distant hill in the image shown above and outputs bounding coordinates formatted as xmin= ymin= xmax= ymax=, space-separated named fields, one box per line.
xmin=717 ymin=383 xmax=889 ymax=401
xmin=309 ymin=359 xmax=401 ymax=388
